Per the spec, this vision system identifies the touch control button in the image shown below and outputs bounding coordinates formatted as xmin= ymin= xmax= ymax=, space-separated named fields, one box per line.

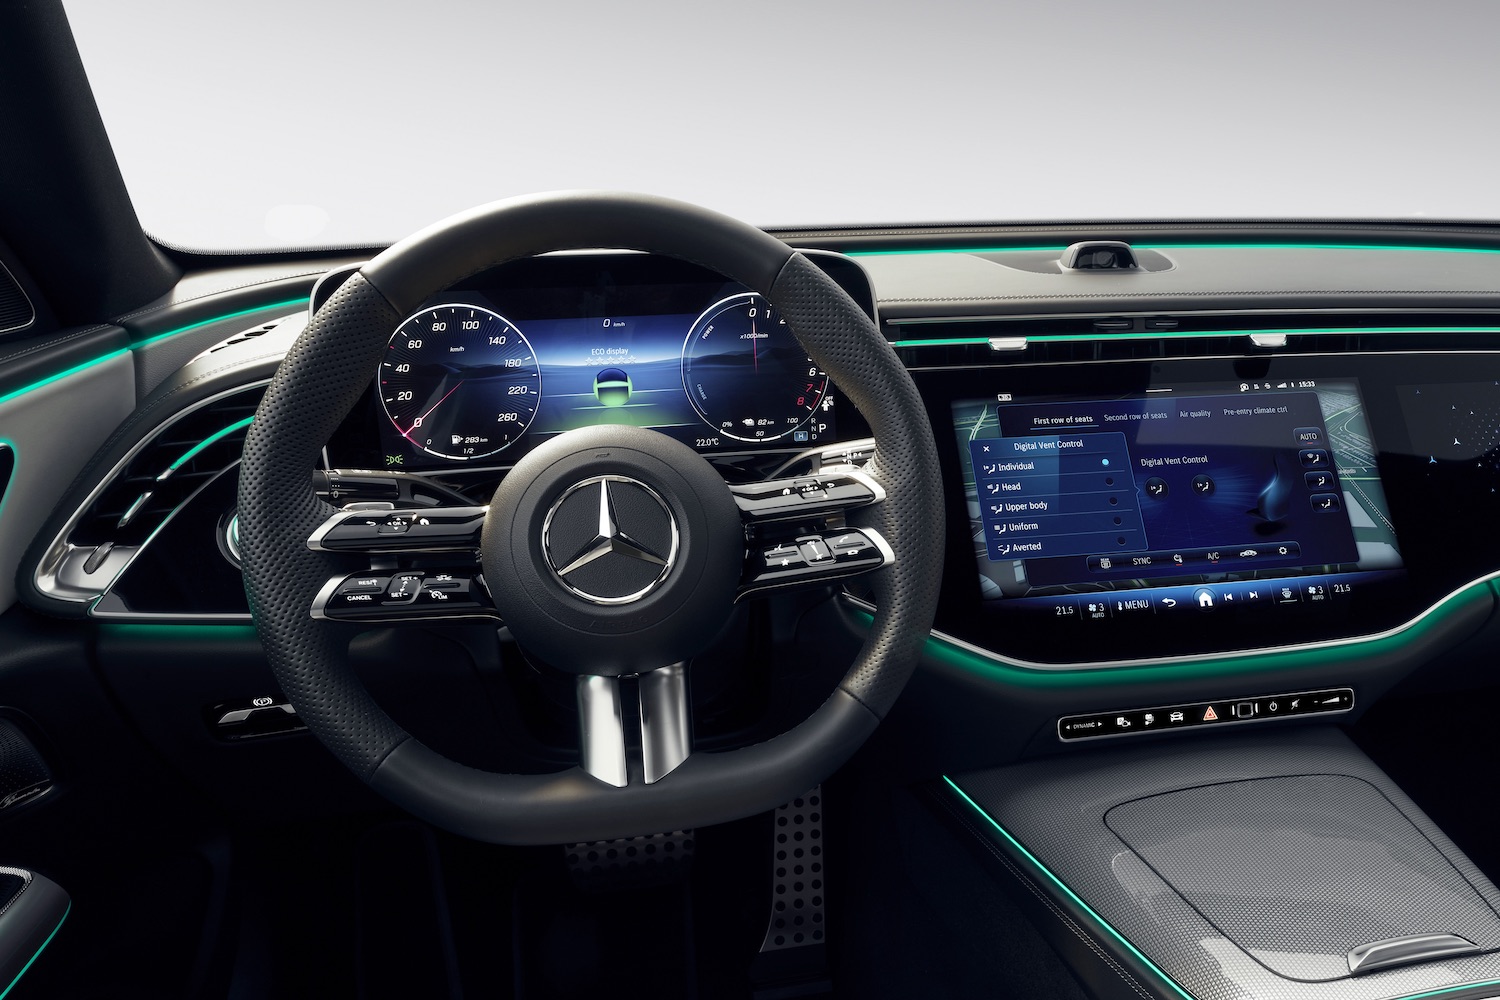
xmin=385 ymin=573 xmax=423 ymax=604
xmin=797 ymin=537 xmax=834 ymax=564
xmin=1310 ymin=492 xmax=1343 ymax=513
xmin=763 ymin=545 xmax=805 ymax=570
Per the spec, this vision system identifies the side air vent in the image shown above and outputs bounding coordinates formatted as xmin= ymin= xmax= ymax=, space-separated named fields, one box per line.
xmin=192 ymin=319 xmax=282 ymax=361
xmin=0 ymin=259 xmax=35 ymax=335
xmin=0 ymin=445 xmax=14 ymax=513
xmin=70 ymin=384 xmax=265 ymax=550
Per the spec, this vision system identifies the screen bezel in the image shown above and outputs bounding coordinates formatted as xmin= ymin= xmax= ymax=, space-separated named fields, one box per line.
xmin=915 ymin=352 xmax=1497 ymax=665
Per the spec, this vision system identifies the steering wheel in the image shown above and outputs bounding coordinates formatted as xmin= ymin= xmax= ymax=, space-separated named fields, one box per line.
xmin=237 ymin=192 xmax=943 ymax=844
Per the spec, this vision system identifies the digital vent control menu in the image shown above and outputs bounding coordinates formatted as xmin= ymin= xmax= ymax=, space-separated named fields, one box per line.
xmin=952 ymin=381 xmax=1403 ymax=619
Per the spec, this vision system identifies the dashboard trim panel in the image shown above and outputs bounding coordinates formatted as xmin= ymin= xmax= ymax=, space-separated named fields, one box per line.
xmin=848 ymin=570 xmax=1499 ymax=675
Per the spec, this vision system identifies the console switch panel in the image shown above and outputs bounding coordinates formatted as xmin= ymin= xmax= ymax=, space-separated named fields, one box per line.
xmin=1058 ymin=687 xmax=1353 ymax=742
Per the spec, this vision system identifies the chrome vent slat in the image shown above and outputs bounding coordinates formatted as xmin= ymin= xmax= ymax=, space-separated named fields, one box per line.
xmin=67 ymin=385 xmax=266 ymax=548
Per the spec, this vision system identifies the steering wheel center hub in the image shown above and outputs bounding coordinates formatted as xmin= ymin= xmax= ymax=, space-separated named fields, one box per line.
xmin=542 ymin=475 xmax=680 ymax=605
xmin=482 ymin=425 xmax=742 ymax=676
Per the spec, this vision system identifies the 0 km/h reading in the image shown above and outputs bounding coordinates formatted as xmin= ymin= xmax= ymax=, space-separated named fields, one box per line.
xmin=379 ymin=304 xmax=541 ymax=461
xmin=680 ymin=292 xmax=829 ymax=443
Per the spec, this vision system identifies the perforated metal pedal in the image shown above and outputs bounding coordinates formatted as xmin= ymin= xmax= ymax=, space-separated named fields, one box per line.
xmin=752 ymin=786 xmax=830 ymax=998
xmin=564 ymin=829 xmax=695 ymax=892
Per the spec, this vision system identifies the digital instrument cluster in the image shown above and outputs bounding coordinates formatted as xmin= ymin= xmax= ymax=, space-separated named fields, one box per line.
xmin=355 ymin=254 xmax=868 ymax=471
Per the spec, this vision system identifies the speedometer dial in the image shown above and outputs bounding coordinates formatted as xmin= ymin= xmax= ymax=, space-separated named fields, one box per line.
xmin=380 ymin=304 xmax=541 ymax=461
xmin=680 ymin=292 xmax=829 ymax=443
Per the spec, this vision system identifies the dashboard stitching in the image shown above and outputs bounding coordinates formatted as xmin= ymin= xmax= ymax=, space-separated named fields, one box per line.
xmin=0 ymin=322 xmax=115 ymax=368
xmin=110 ymin=275 xmax=326 ymax=324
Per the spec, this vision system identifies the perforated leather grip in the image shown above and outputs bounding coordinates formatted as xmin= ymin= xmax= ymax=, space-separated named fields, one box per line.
xmin=770 ymin=254 xmax=945 ymax=717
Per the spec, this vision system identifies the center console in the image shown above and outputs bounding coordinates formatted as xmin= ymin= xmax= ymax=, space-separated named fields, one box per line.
xmin=940 ymin=729 xmax=1500 ymax=1000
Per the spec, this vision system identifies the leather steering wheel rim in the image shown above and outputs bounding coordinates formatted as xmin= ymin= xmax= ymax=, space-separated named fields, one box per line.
xmin=237 ymin=191 xmax=944 ymax=844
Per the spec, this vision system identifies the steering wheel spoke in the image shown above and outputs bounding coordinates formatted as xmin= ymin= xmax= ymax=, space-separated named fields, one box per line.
xmin=306 ymin=503 xmax=488 ymax=554
xmin=310 ymin=566 xmax=498 ymax=623
xmin=728 ymin=468 xmax=883 ymax=526
xmin=737 ymin=525 xmax=894 ymax=600
xmin=577 ymin=663 xmax=692 ymax=788
xmin=730 ymin=468 xmax=893 ymax=600
xmin=239 ymin=193 xmax=943 ymax=844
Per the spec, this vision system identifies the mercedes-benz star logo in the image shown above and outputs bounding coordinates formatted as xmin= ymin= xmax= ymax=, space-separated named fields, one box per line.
xmin=542 ymin=476 xmax=679 ymax=605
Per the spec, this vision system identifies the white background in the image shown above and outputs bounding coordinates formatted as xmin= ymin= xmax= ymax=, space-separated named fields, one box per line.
xmin=62 ymin=0 xmax=1500 ymax=250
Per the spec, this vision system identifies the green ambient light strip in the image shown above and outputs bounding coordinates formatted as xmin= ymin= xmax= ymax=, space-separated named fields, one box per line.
xmin=942 ymin=779 xmax=1500 ymax=1000
xmin=0 ymin=299 xmax=305 ymax=410
xmin=890 ymin=326 xmax=1500 ymax=349
xmin=852 ymin=577 xmax=1498 ymax=687
xmin=941 ymin=776 xmax=1196 ymax=1000
xmin=0 ymin=900 xmax=68 ymax=1000
xmin=158 ymin=416 xmax=254 ymax=479
xmin=850 ymin=243 xmax=1500 ymax=258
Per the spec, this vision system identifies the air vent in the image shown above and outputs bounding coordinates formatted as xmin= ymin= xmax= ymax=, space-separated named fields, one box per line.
xmin=0 ymin=259 xmax=35 ymax=335
xmin=0 ymin=445 xmax=14 ymax=512
xmin=192 ymin=319 xmax=283 ymax=361
xmin=70 ymin=384 xmax=265 ymax=548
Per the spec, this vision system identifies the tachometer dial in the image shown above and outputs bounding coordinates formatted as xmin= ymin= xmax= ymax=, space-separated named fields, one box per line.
xmin=680 ymin=292 xmax=828 ymax=443
xmin=379 ymin=304 xmax=541 ymax=461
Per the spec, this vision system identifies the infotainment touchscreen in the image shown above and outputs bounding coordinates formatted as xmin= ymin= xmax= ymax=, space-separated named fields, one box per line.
xmin=951 ymin=379 xmax=1404 ymax=619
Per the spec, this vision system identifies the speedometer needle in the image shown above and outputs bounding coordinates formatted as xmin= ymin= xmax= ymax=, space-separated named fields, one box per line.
xmin=401 ymin=380 xmax=464 ymax=440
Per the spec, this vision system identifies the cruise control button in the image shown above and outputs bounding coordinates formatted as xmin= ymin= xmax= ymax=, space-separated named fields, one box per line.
xmin=419 ymin=579 xmax=474 ymax=604
xmin=337 ymin=576 xmax=386 ymax=595
xmin=385 ymin=573 xmax=423 ymax=604
xmin=330 ymin=591 xmax=380 ymax=610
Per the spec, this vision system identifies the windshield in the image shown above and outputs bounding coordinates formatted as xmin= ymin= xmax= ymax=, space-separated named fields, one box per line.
xmin=63 ymin=0 xmax=1500 ymax=252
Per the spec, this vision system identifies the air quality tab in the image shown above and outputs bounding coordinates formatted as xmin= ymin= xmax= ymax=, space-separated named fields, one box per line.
xmin=970 ymin=432 xmax=1146 ymax=561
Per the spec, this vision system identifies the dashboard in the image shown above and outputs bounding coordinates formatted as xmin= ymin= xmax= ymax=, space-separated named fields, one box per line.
xmin=21 ymin=241 xmax=1500 ymax=722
